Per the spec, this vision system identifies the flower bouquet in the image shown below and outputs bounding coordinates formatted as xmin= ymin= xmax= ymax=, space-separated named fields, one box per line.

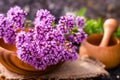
xmin=0 ymin=6 xmax=87 ymax=75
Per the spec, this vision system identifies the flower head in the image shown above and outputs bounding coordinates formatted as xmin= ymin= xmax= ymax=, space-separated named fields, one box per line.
xmin=34 ymin=9 xmax=55 ymax=26
xmin=0 ymin=14 xmax=5 ymax=38
xmin=76 ymin=16 xmax=85 ymax=28
xmin=16 ymin=28 xmax=77 ymax=70
xmin=59 ymin=15 xmax=75 ymax=30
xmin=7 ymin=6 xmax=27 ymax=29
xmin=0 ymin=14 xmax=16 ymax=44
xmin=3 ymin=21 xmax=16 ymax=44
xmin=72 ymin=29 xmax=87 ymax=44
xmin=58 ymin=15 xmax=87 ymax=44
xmin=58 ymin=15 xmax=75 ymax=34
xmin=16 ymin=9 xmax=79 ymax=70
xmin=0 ymin=6 xmax=27 ymax=44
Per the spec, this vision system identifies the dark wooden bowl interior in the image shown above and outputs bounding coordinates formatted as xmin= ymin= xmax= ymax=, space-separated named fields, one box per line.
xmin=86 ymin=34 xmax=118 ymax=46
xmin=0 ymin=39 xmax=16 ymax=52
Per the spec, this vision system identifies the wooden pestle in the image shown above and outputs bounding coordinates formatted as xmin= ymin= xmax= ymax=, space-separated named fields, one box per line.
xmin=100 ymin=18 xmax=118 ymax=47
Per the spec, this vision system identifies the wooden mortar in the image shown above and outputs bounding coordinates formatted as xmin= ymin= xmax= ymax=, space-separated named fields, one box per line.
xmin=79 ymin=18 xmax=120 ymax=69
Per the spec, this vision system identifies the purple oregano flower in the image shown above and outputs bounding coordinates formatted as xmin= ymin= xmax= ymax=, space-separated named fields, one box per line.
xmin=16 ymin=9 xmax=78 ymax=70
xmin=0 ymin=15 xmax=16 ymax=44
xmin=0 ymin=6 xmax=87 ymax=70
xmin=7 ymin=6 xmax=27 ymax=29
xmin=76 ymin=16 xmax=85 ymax=28
xmin=34 ymin=9 xmax=55 ymax=26
xmin=57 ymin=15 xmax=87 ymax=44
xmin=0 ymin=14 xmax=5 ymax=38
xmin=0 ymin=6 xmax=26 ymax=44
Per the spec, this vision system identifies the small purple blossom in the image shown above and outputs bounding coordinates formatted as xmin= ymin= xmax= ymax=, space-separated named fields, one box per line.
xmin=58 ymin=15 xmax=74 ymax=34
xmin=34 ymin=9 xmax=55 ymax=42
xmin=7 ymin=6 xmax=27 ymax=29
xmin=34 ymin=24 xmax=53 ymax=43
xmin=76 ymin=16 xmax=85 ymax=28
xmin=0 ymin=14 xmax=5 ymax=38
xmin=74 ymin=29 xmax=88 ymax=44
xmin=57 ymin=24 xmax=68 ymax=34
xmin=3 ymin=22 xmax=16 ymax=44
xmin=59 ymin=15 xmax=74 ymax=30
xmin=34 ymin=9 xmax=55 ymax=26
xmin=0 ymin=15 xmax=16 ymax=44
xmin=58 ymin=15 xmax=87 ymax=44
xmin=16 ymin=31 xmax=27 ymax=48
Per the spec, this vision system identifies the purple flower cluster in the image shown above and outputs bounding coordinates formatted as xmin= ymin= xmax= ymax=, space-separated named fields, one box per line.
xmin=16 ymin=9 xmax=78 ymax=70
xmin=76 ymin=16 xmax=85 ymax=28
xmin=58 ymin=15 xmax=74 ymax=31
xmin=57 ymin=15 xmax=87 ymax=44
xmin=0 ymin=6 xmax=26 ymax=44
xmin=67 ymin=29 xmax=87 ymax=44
xmin=7 ymin=6 xmax=27 ymax=29
xmin=0 ymin=6 xmax=87 ymax=70
xmin=0 ymin=14 xmax=5 ymax=38
xmin=34 ymin=9 xmax=55 ymax=26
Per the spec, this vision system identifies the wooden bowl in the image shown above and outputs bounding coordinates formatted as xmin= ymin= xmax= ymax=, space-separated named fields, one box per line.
xmin=79 ymin=34 xmax=120 ymax=69
xmin=0 ymin=39 xmax=62 ymax=76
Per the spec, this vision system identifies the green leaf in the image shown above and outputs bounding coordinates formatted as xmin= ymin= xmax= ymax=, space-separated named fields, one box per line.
xmin=76 ymin=8 xmax=87 ymax=16
xmin=76 ymin=8 xmax=120 ymax=39
xmin=52 ymin=22 xmax=56 ymax=28
xmin=24 ymin=20 xmax=32 ymax=27
xmin=97 ymin=18 xmax=103 ymax=27
xmin=116 ymin=26 xmax=120 ymax=32
xmin=114 ymin=32 xmax=120 ymax=38
xmin=72 ymin=27 xmax=78 ymax=33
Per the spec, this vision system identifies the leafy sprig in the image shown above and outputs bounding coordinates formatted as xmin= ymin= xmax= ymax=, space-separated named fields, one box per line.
xmin=76 ymin=8 xmax=120 ymax=38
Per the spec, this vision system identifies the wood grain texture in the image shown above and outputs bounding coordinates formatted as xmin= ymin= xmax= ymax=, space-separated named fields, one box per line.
xmin=0 ymin=56 xmax=108 ymax=80
xmin=80 ymin=34 xmax=120 ymax=69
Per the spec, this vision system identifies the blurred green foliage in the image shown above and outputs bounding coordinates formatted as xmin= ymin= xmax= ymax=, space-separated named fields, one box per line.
xmin=76 ymin=8 xmax=120 ymax=39
xmin=76 ymin=8 xmax=87 ymax=16
xmin=84 ymin=18 xmax=103 ymax=35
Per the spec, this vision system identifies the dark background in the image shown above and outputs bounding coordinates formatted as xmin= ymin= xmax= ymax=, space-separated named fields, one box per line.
xmin=0 ymin=0 xmax=120 ymax=22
